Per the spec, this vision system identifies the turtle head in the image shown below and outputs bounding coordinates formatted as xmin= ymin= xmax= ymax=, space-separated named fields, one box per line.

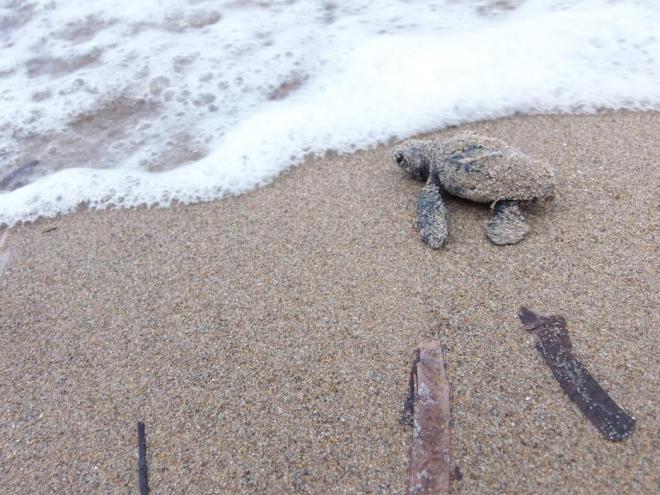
xmin=392 ymin=140 xmax=431 ymax=181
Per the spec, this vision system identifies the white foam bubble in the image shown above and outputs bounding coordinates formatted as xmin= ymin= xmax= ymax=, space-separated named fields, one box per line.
xmin=1 ymin=0 xmax=659 ymax=225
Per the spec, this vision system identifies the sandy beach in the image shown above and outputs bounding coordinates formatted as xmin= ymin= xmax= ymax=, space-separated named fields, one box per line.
xmin=0 ymin=111 xmax=658 ymax=493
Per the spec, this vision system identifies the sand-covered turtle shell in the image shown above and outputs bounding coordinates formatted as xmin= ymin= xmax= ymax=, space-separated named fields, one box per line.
xmin=430 ymin=132 xmax=555 ymax=203
xmin=392 ymin=132 xmax=556 ymax=248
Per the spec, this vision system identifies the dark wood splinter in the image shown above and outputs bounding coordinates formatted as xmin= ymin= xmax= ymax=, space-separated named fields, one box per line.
xmin=137 ymin=421 xmax=149 ymax=494
xmin=518 ymin=307 xmax=635 ymax=441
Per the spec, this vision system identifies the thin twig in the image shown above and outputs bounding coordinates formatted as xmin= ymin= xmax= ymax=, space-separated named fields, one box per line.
xmin=137 ymin=421 xmax=149 ymax=494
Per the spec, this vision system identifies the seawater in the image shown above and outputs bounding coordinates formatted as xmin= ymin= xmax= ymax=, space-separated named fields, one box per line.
xmin=1 ymin=0 xmax=659 ymax=225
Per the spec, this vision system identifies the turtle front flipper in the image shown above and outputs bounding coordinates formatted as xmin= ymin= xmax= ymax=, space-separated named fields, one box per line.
xmin=485 ymin=200 xmax=529 ymax=245
xmin=417 ymin=177 xmax=449 ymax=248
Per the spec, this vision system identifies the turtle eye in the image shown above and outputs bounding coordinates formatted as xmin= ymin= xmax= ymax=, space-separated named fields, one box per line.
xmin=394 ymin=152 xmax=405 ymax=165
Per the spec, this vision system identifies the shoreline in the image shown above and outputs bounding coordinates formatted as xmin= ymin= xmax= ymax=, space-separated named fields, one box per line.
xmin=1 ymin=110 xmax=658 ymax=493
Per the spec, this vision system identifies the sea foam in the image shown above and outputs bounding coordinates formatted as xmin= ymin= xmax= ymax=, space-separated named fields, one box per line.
xmin=1 ymin=0 xmax=659 ymax=225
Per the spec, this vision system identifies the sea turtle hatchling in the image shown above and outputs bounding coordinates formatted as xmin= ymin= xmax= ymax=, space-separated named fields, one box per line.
xmin=393 ymin=132 xmax=555 ymax=247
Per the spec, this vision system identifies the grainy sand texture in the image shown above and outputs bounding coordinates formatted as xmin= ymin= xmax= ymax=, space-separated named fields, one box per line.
xmin=0 ymin=111 xmax=658 ymax=494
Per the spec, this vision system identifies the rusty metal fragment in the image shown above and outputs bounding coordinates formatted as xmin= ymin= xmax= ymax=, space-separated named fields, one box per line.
xmin=405 ymin=339 xmax=451 ymax=495
xmin=518 ymin=307 xmax=635 ymax=441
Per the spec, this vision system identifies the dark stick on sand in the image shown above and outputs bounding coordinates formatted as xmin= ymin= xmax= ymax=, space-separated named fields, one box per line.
xmin=401 ymin=348 xmax=421 ymax=427
xmin=518 ymin=307 xmax=635 ymax=441
xmin=137 ymin=421 xmax=149 ymax=494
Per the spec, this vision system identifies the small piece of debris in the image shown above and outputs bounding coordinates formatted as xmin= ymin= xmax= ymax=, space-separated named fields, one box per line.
xmin=401 ymin=349 xmax=420 ymax=427
xmin=137 ymin=421 xmax=149 ymax=494
xmin=404 ymin=339 xmax=451 ymax=495
xmin=518 ymin=307 xmax=636 ymax=441
xmin=42 ymin=226 xmax=58 ymax=233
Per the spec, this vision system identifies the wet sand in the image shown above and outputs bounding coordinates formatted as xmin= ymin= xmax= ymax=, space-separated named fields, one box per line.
xmin=0 ymin=111 xmax=658 ymax=493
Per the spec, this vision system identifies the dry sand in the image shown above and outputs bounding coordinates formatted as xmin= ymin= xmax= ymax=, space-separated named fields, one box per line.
xmin=0 ymin=111 xmax=658 ymax=494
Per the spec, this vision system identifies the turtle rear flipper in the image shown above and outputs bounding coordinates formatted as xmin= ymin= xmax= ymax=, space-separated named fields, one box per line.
xmin=417 ymin=178 xmax=449 ymax=248
xmin=485 ymin=200 xmax=528 ymax=245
